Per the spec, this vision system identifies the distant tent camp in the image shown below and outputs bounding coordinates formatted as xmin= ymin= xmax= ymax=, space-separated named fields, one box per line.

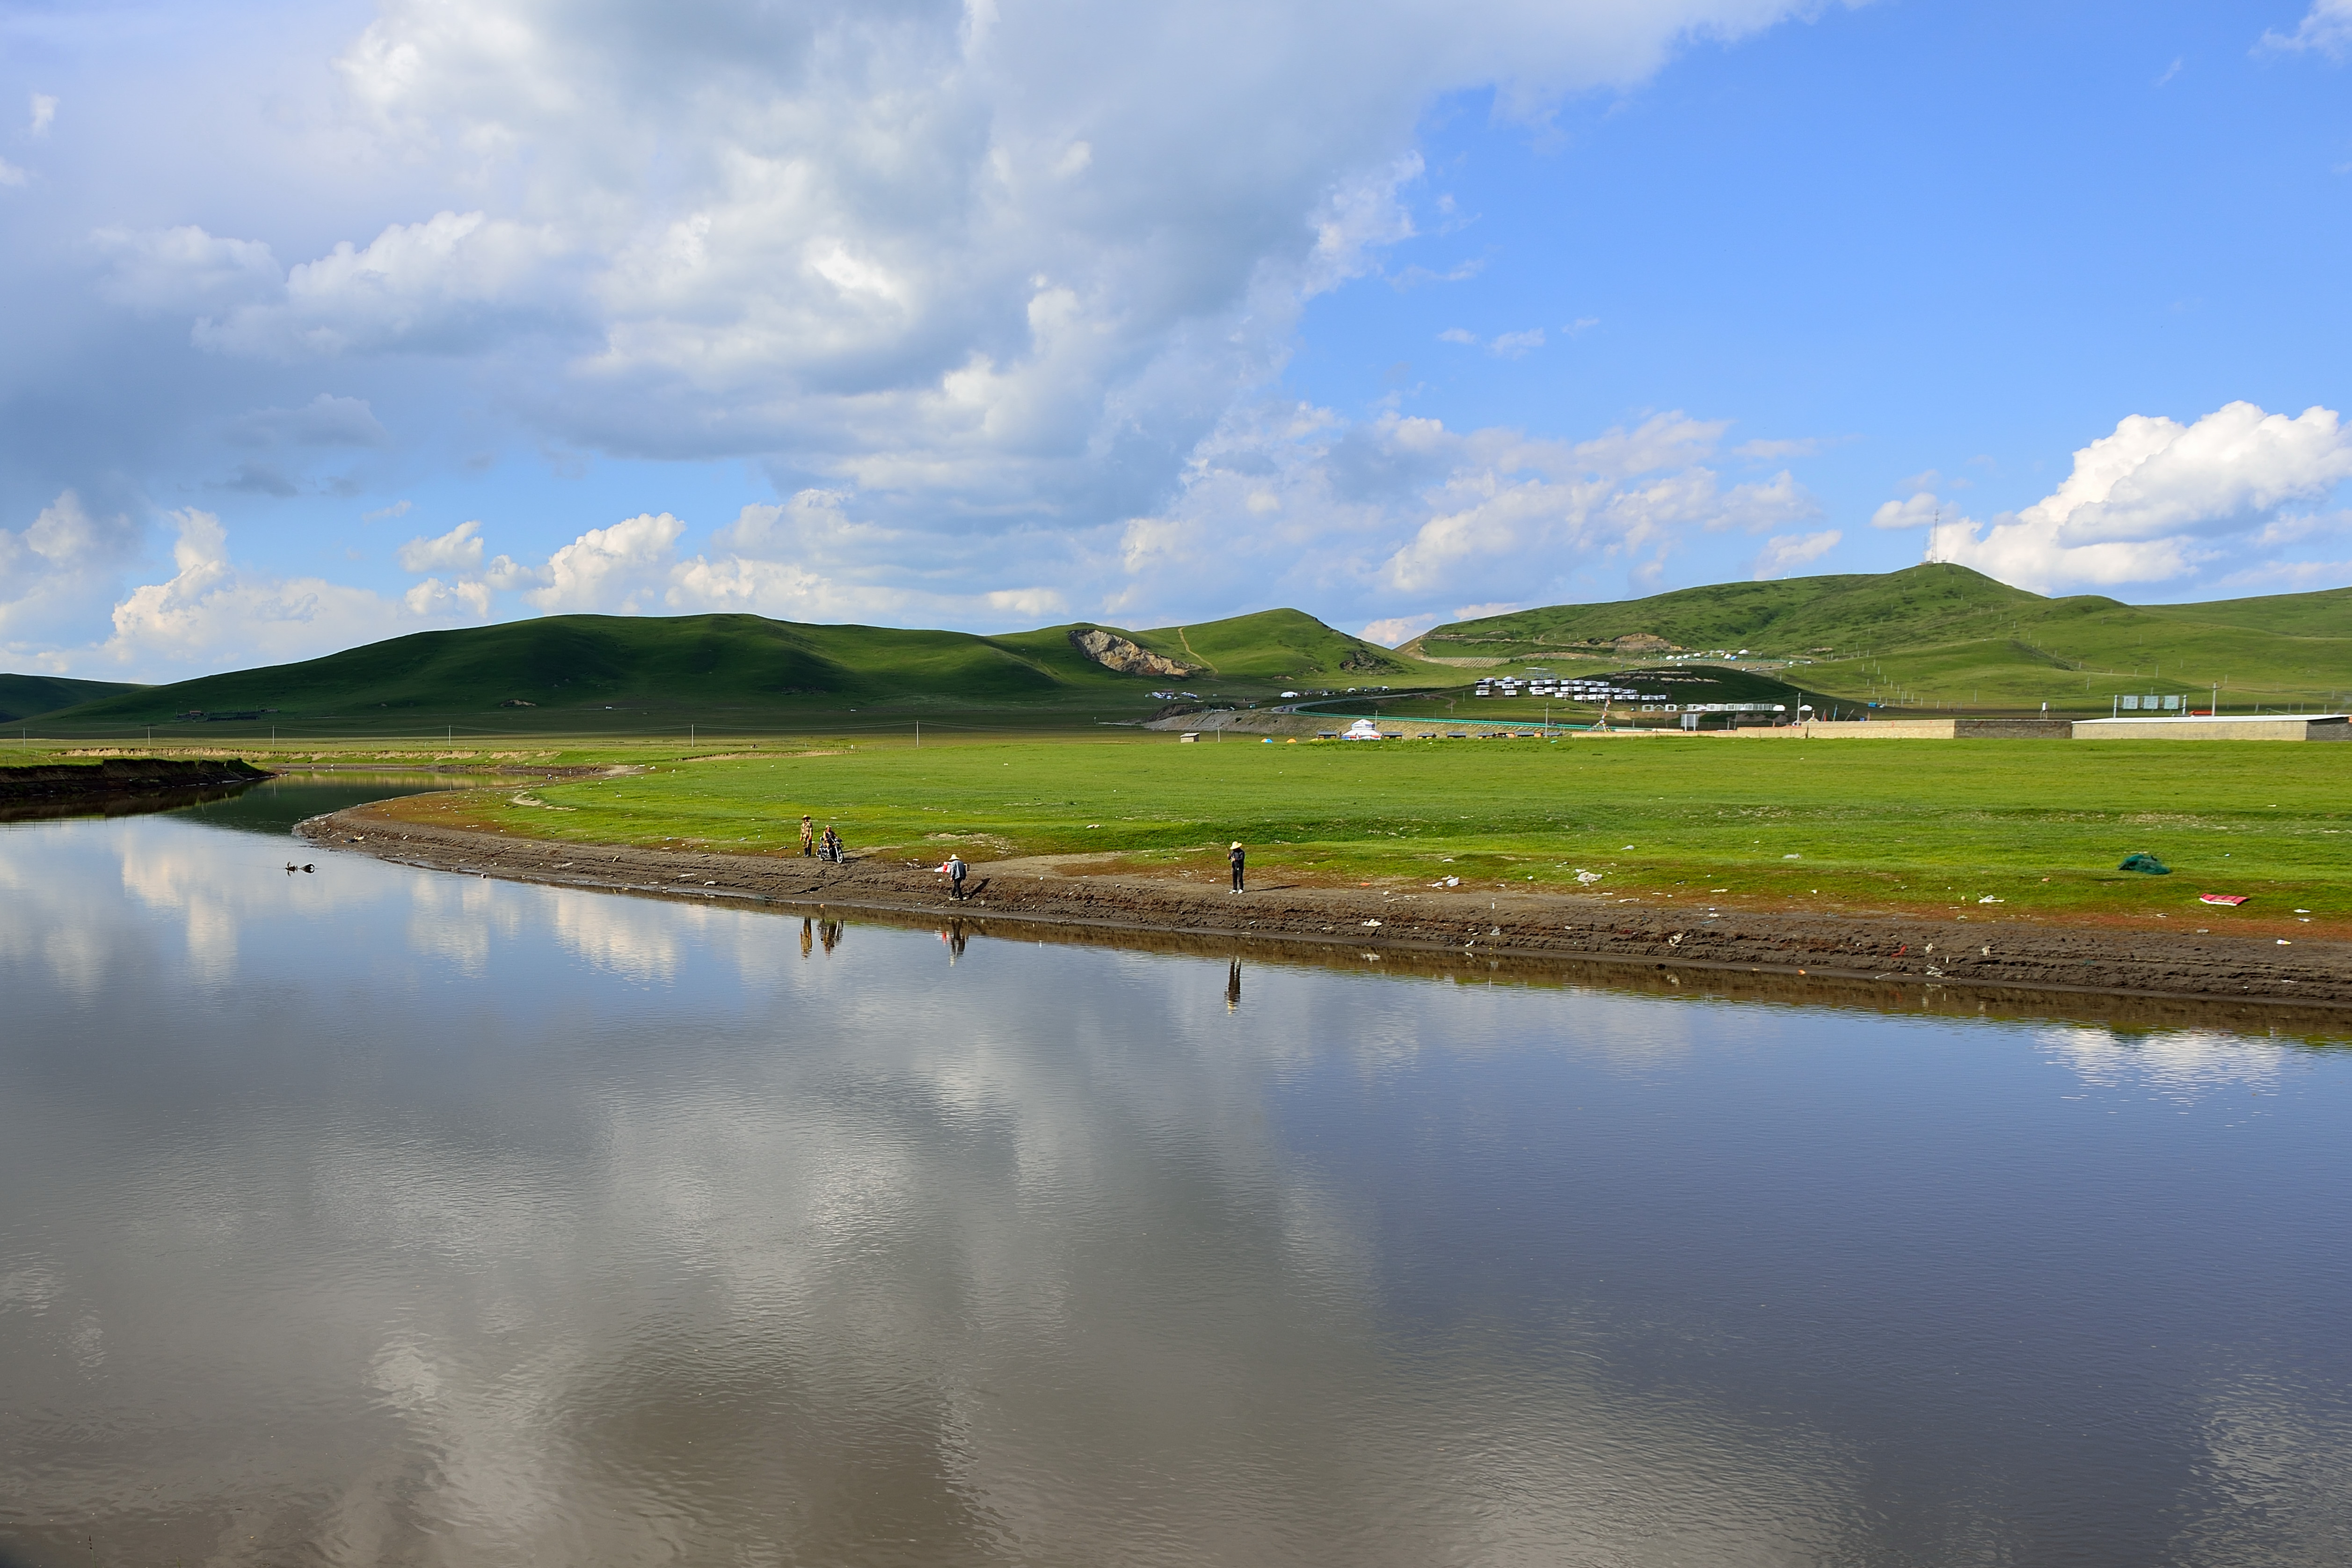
xmin=1343 ymin=719 xmax=1384 ymax=741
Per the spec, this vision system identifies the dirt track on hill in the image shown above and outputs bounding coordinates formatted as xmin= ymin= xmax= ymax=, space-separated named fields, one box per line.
xmin=299 ymin=799 xmax=2352 ymax=1020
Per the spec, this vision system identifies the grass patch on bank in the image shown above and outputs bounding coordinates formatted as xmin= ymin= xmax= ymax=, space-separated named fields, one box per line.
xmin=357 ymin=733 xmax=2352 ymax=931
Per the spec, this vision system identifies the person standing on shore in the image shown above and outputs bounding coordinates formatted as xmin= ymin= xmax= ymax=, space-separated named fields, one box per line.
xmin=944 ymin=853 xmax=968 ymax=900
xmin=1229 ymin=841 xmax=1245 ymax=892
xmin=799 ymin=815 xmax=815 ymax=857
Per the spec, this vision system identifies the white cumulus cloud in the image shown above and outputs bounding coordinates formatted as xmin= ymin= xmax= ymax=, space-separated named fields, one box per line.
xmin=527 ymin=511 xmax=689 ymax=614
xmin=1750 ymin=528 xmax=1840 ymax=578
xmin=1376 ymin=432 xmax=1817 ymax=594
xmin=396 ymin=519 xmax=486 ymax=572
xmin=0 ymin=491 xmax=144 ymax=657
xmin=1099 ymin=401 xmax=1820 ymax=625
xmin=513 ymin=494 xmax=1069 ymax=626
xmin=1920 ymin=402 xmax=2352 ymax=591
xmin=82 ymin=0 xmax=1841 ymax=553
xmin=1359 ymin=614 xmax=1437 ymax=646
xmin=195 ymin=211 xmax=575 ymax=359
xmin=90 ymin=225 xmax=282 ymax=312
xmin=1870 ymin=491 xmax=1942 ymax=530
xmin=97 ymin=510 xmax=485 ymax=673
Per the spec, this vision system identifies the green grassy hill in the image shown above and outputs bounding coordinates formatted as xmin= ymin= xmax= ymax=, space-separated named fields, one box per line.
xmin=1406 ymin=564 xmax=2038 ymax=660
xmin=0 ymin=673 xmax=145 ymax=724
xmin=1406 ymin=565 xmax=2352 ymax=715
xmin=1119 ymin=609 xmax=1410 ymax=680
xmin=33 ymin=609 xmax=1448 ymax=737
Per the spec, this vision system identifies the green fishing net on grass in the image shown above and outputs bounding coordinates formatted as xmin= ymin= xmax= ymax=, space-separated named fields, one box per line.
xmin=2118 ymin=852 xmax=2170 ymax=875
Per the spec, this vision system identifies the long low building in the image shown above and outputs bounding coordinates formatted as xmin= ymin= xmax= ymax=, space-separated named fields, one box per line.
xmin=1739 ymin=718 xmax=2072 ymax=739
xmin=2072 ymin=714 xmax=2351 ymax=741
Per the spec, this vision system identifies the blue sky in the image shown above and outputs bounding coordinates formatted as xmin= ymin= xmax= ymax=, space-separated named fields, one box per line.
xmin=2 ymin=0 xmax=2349 ymax=678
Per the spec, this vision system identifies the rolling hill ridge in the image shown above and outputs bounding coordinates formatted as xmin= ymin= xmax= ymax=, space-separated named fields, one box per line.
xmin=29 ymin=609 xmax=1442 ymax=735
xmin=16 ymin=566 xmax=2352 ymax=735
xmin=1404 ymin=565 xmax=2352 ymax=714
xmin=0 ymin=673 xmax=145 ymax=724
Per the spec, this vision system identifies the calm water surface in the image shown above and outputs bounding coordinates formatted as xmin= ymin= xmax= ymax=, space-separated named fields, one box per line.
xmin=3 ymin=787 xmax=2350 ymax=1566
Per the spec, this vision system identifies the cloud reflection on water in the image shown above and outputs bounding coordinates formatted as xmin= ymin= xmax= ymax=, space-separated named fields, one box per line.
xmin=2039 ymin=1026 xmax=2300 ymax=1101
xmin=403 ymin=874 xmax=522 ymax=977
xmin=2 ymin=812 xmax=2349 ymax=1565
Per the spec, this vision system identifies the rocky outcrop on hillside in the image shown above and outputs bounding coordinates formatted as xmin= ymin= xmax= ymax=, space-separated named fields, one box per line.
xmin=1069 ymin=627 xmax=1199 ymax=678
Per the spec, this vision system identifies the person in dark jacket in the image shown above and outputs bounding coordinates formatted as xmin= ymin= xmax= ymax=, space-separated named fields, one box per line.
xmin=1229 ymin=840 xmax=1245 ymax=892
xmin=821 ymin=826 xmax=842 ymax=862
xmin=945 ymin=853 xmax=968 ymax=899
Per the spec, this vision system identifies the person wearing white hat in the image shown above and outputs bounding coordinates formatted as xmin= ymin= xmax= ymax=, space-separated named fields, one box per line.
xmin=941 ymin=852 xmax=969 ymax=900
xmin=1228 ymin=841 xmax=1245 ymax=892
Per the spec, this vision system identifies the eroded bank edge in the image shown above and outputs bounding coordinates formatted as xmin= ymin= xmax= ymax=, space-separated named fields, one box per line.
xmin=296 ymin=804 xmax=2352 ymax=1036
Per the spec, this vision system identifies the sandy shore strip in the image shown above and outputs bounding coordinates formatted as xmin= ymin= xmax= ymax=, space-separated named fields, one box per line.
xmin=298 ymin=799 xmax=2352 ymax=1015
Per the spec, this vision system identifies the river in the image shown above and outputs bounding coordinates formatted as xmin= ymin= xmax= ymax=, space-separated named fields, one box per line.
xmin=3 ymin=781 xmax=2349 ymax=1566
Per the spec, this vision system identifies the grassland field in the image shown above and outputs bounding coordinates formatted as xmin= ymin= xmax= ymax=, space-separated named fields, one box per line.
xmin=131 ymin=729 xmax=2334 ymax=934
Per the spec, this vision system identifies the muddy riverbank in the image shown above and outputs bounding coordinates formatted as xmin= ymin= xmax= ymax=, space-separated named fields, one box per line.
xmin=300 ymin=800 xmax=2352 ymax=1015
xmin=0 ymin=757 xmax=271 ymax=815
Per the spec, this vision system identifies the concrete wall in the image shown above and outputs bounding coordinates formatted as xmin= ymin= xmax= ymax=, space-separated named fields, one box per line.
xmin=2073 ymin=717 xmax=2352 ymax=741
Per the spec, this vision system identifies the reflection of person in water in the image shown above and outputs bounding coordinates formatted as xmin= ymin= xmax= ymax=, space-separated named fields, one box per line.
xmin=819 ymin=919 xmax=842 ymax=954
xmin=800 ymin=918 xmax=813 ymax=959
xmin=939 ymin=925 xmax=967 ymax=963
xmin=1225 ymin=956 xmax=1242 ymax=1013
